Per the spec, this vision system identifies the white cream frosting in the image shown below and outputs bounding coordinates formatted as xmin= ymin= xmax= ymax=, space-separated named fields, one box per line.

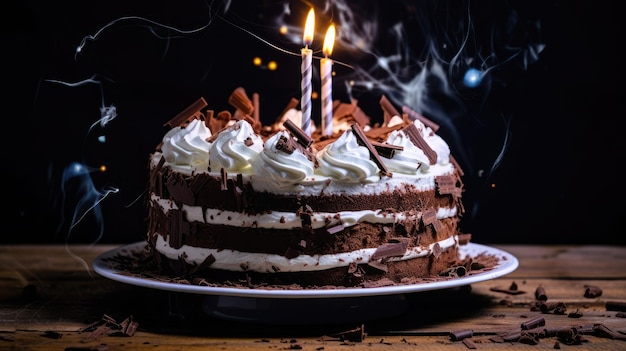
xmin=315 ymin=129 xmax=380 ymax=181
xmin=208 ymin=120 xmax=264 ymax=173
xmin=153 ymin=233 xmax=459 ymax=273
xmin=160 ymin=119 xmax=212 ymax=170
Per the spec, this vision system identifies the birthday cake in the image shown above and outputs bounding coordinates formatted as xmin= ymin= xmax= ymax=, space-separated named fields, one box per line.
xmin=146 ymin=87 xmax=471 ymax=288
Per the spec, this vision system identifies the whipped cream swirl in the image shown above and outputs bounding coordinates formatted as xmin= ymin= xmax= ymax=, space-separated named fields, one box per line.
xmin=250 ymin=130 xmax=315 ymax=186
xmin=160 ymin=119 xmax=212 ymax=169
xmin=209 ymin=120 xmax=264 ymax=173
xmin=315 ymin=129 xmax=379 ymax=181
xmin=383 ymin=129 xmax=431 ymax=174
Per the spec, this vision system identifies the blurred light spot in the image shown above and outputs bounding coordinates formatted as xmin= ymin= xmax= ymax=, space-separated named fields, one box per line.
xmin=463 ymin=68 xmax=483 ymax=88
xmin=98 ymin=135 xmax=106 ymax=143
xmin=253 ymin=57 xmax=262 ymax=66
xmin=491 ymin=183 xmax=496 ymax=188
xmin=279 ymin=25 xmax=288 ymax=35
xmin=100 ymin=165 xmax=107 ymax=172
xmin=267 ymin=61 xmax=277 ymax=71
xmin=312 ymin=91 xmax=319 ymax=100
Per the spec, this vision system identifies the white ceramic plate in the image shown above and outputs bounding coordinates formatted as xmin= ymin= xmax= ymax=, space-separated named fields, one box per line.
xmin=93 ymin=242 xmax=518 ymax=299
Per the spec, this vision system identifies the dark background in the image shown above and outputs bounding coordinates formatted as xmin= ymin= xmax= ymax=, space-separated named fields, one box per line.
xmin=1 ymin=0 xmax=622 ymax=245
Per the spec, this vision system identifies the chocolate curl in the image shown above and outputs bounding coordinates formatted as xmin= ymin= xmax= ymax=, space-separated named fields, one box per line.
xmin=449 ymin=329 xmax=473 ymax=341
xmin=403 ymin=123 xmax=437 ymax=165
xmin=284 ymin=119 xmax=313 ymax=148
xmin=583 ymin=284 xmax=603 ymax=298
xmin=521 ymin=316 xmax=545 ymax=330
xmin=228 ymin=87 xmax=254 ymax=116
xmin=351 ymin=123 xmax=390 ymax=176
xmin=164 ymin=97 xmax=208 ymax=128
xmin=379 ymin=95 xmax=401 ymax=125
xmin=402 ymin=105 xmax=440 ymax=132
xmin=535 ymin=286 xmax=548 ymax=301
xmin=606 ymin=300 xmax=626 ymax=312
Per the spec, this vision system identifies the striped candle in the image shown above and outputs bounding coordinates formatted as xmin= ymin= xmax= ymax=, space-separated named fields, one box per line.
xmin=300 ymin=8 xmax=315 ymax=137
xmin=321 ymin=24 xmax=335 ymax=137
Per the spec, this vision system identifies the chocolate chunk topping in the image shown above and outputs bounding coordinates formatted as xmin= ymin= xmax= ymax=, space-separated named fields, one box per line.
xmin=371 ymin=240 xmax=409 ymax=260
xmin=283 ymin=119 xmax=313 ymax=147
xmin=370 ymin=140 xmax=403 ymax=159
xmin=164 ymin=97 xmax=208 ymax=128
xmin=228 ymin=87 xmax=254 ymax=115
xmin=403 ymin=123 xmax=437 ymax=165
xmin=379 ymin=95 xmax=401 ymax=125
xmin=351 ymin=123 xmax=390 ymax=176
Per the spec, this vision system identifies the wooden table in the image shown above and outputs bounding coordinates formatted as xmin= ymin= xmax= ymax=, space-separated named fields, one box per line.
xmin=1 ymin=244 xmax=625 ymax=351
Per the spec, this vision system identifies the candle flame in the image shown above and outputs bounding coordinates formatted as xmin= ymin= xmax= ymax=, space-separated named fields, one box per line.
xmin=303 ymin=8 xmax=315 ymax=47
xmin=323 ymin=24 xmax=336 ymax=57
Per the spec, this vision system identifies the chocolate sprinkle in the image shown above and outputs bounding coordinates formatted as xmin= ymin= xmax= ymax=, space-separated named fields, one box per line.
xmin=164 ymin=97 xmax=208 ymax=128
xmin=351 ymin=123 xmax=390 ymax=176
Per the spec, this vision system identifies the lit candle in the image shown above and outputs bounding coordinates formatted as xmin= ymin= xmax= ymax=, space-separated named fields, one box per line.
xmin=301 ymin=8 xmax=315 ymax=137
xmin=321 ymin=24 xmax=335 ymax=137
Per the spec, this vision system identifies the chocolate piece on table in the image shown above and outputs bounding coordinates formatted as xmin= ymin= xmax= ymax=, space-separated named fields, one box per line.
xmin=449 ymin=329 xmax=473 ymax=341
xmin=521 ymin=316 xmax=545 ymax=330
xmin=535 ymin=286 xmax=548 ymax=301
xmin=583 ymin=284 xmax=603 ymax=298
xmin=605 ymin=300 xmax=626 ymax=312
xmin=164 ymin=97 xmax=208 ymax=128
xmin=351 ymin=123 xmax=390 ymax=176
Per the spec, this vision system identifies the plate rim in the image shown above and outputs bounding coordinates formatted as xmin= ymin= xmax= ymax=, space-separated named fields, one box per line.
xmin=93 ymin=241 xmax=518 ymax=299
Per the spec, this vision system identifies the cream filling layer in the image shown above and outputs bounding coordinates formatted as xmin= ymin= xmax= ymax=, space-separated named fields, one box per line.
xmin=150 ymin=153 xmax=455 ymax=196
xmin=151 ymin=193 xmax=458 ymax=229
xmin=153 ymin=234 xmax=459 ymax=273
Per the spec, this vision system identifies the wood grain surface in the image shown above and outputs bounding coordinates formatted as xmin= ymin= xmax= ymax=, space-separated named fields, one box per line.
xmin=1 ymin=244 xmax=625 ymax=350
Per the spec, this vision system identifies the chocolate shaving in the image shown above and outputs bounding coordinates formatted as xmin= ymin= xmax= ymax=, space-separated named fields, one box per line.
xmin=379 ymin=95 xmax=401 ymax=125
xmin=275 ymin=134 xmax=297 ymax=154
xmin=606 ymin=300 xmax=626 ymax=312
xmin=535 ymin=286 xmax=548 ymax=301
xmin=490 ymin=286 xmax=526 ymax=295
xmin=351 ymin=123 xmax=390 ymax=176
xmin=220 ymin=168 xmax=228 ymax=191
xmin=462 ymin=338 xmax=477 ymax=349
xmin=422 ymin=208 xmax=437 ymax=226
xmin=435 ymin=175 xmax=462 ymax=197
xmin=403 ymin=123 xmax=437 ymax=165
xmin=583 ymin=284 xmax=602 ymax=298
xmin=450 ymin=329 xmax=473 ymax=341
xmin=521 ymin=316 xmax=545 ymax=330
xmin=164 ymin=97 xmax=208 ymax=128
xmin=283 ymin=119 xmax=313 ymax=147
xmin=457 ymin=233 xmax=472 ymax=245
xmin=228 ymin=87 xmax=254 ymax=115
xmin=371 ymin=240 xmax=409 ymax=260
xmin=370 ymin=140 xmax=403 ymax=159
xmin=326 ymin=224 xmax=345 ymax=234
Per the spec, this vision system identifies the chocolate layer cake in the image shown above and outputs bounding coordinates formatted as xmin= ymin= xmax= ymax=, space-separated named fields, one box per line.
xmin=146 ymin=88 xmax=469 ymax=288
